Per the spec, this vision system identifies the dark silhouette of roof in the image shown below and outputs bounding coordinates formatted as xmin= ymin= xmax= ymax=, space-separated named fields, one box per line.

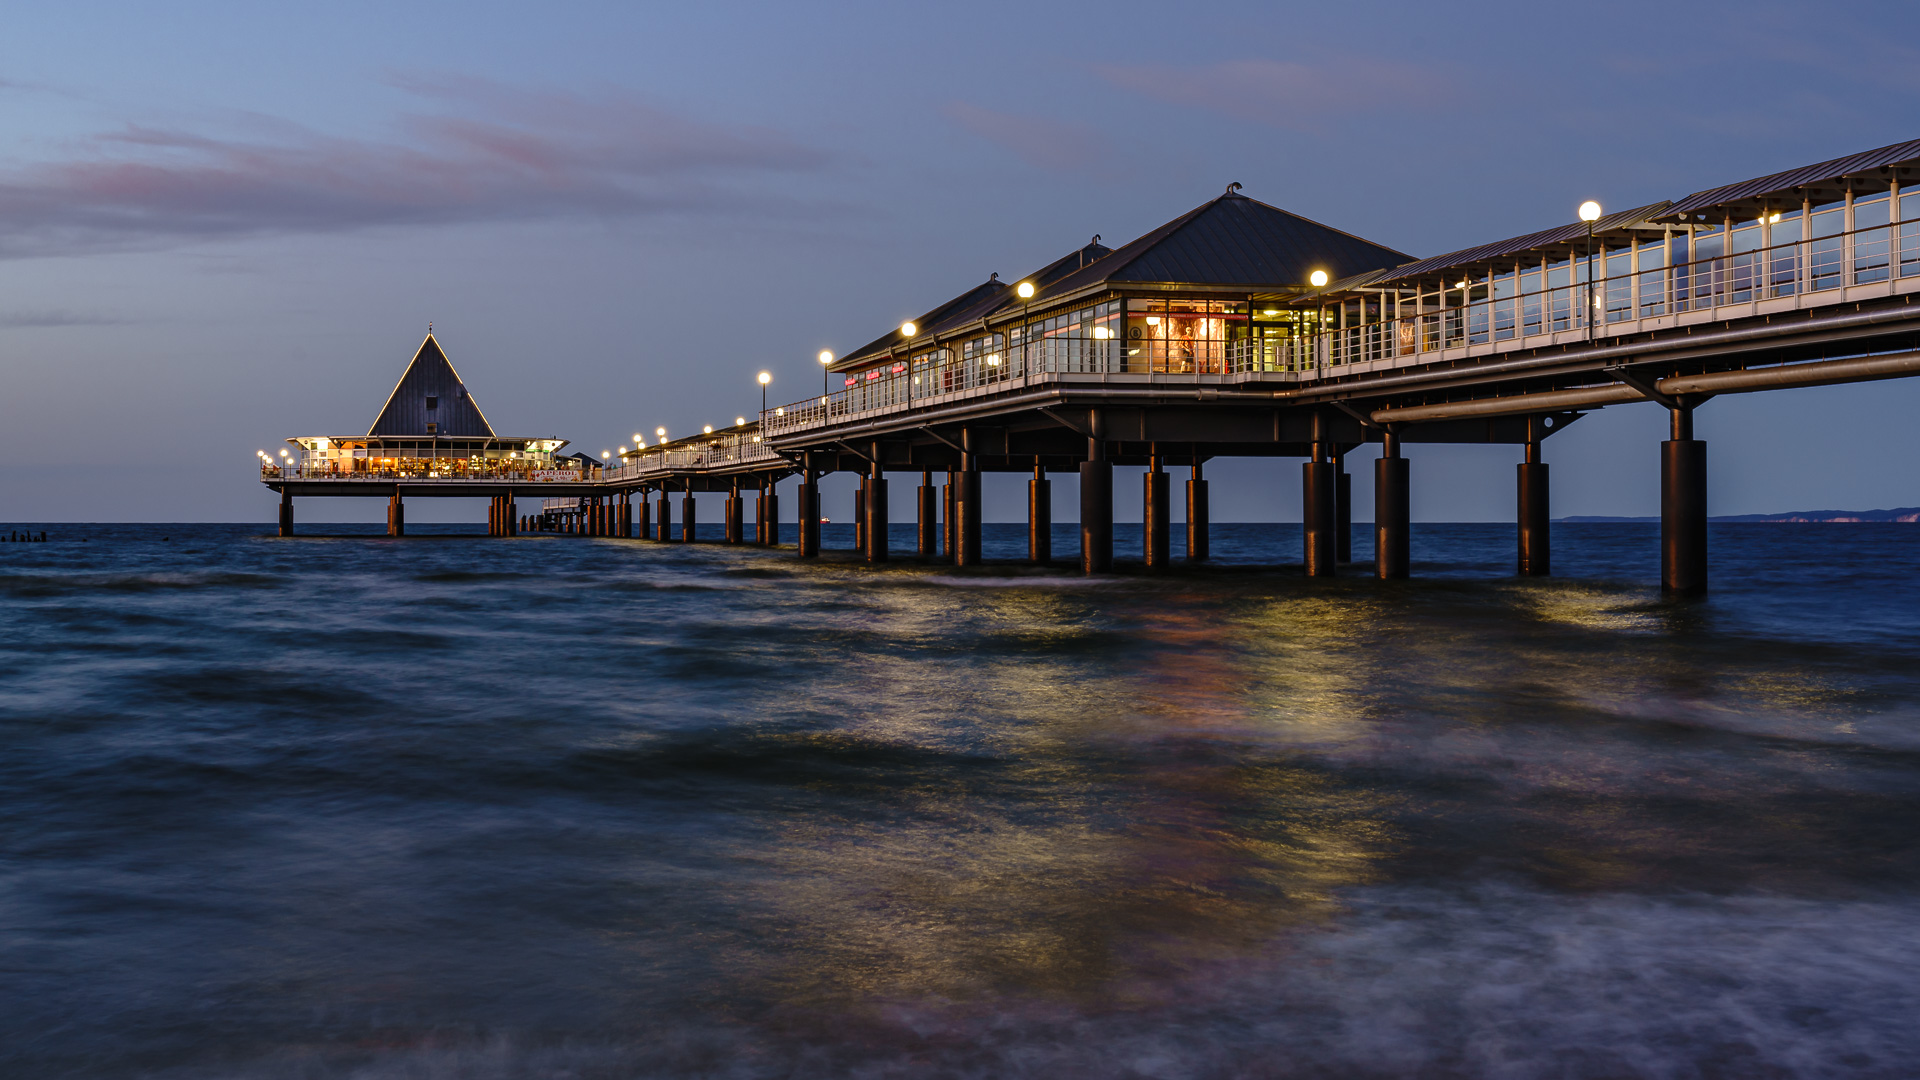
xmin=1033 ymin=190 xmax=1413 ymax=301
xmin=368 ymin=334 xmax=496 ymax=437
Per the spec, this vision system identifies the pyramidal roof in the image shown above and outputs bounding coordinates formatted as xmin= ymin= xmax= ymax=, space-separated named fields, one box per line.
xmin=368 ymin=334 xmax=496 ymax=437
xmin=1034 ymin=190 xmax=1415 ymax=301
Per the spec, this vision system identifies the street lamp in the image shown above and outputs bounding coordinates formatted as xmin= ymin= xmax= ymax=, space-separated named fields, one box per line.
xmin=900 ymin=321 xmax=916 ymax=400
xmin=1309 ymin=270 xmax=1329 ymax=288
xmin=818 ymin=349 xmax=833 ymax=397
xmin=1015 ymin=281 xmax=1035 ymax=374
xmin=1579 ymin=200 xmax=1602 ymax=341
xmin=758 ymin=370 xmax=771 ymax=415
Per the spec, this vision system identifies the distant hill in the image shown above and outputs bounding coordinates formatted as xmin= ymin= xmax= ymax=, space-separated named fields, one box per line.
xmin=1561 ymin=508 xmax=1920 ymax=523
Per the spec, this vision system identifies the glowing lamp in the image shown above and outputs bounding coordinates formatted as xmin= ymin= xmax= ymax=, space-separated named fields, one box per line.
xmin=900 ymin=321 xmax=917 ymax=337
xmin=1309 ymin=270 xmax=1329 ymax=287
xmin=818 ymin=350 xmax=833 ymax=365
xmin=757 ymin=371 xmax=771 ymax=385
xmin=703 ymin=425 xmax=713 ymax=434
xmin=735 ymin=416 xmax=746 ymax=426
xmin=1579 ymin=200 xmax=1602 ymax=222
xmin=1016 ymin=282 xmax=1035 ymax=299
xmin=656 ymin=427 xmax=667 ymax=438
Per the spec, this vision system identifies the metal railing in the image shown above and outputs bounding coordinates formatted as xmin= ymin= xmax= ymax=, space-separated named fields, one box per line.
xmin=262 ymin=461 xmax=591 ymax=482
xmin=603 ymin=432 xmax=784 ymax=482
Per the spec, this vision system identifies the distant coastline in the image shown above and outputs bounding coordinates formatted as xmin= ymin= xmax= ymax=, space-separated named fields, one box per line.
xmin=1562 ymin=508 xmax=1920 ymax=523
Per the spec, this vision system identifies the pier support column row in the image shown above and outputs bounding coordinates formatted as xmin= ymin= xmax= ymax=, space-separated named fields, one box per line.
xmin=1663 ymin=404 xmax=1708 ymax=595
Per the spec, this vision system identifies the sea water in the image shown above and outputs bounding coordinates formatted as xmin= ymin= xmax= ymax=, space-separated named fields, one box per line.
xmin=3 ymin=522 xmax=1918 ymax=1078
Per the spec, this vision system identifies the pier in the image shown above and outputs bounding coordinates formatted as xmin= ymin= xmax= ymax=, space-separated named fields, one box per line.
xmin=265 ymin=138 xmax=1920 ymax=593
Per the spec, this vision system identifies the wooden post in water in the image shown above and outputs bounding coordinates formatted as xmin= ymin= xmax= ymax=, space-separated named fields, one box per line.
xmin=387 ymin=493 xmax=405 ymax=537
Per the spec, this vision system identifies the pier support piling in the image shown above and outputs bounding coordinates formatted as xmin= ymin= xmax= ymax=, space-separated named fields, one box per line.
xmin=1662 ymin=404 xmax=1708 ymax=595
xmin=681 ymin=490 xmax=696 ymax=542
xmin=387 ymin=493 xmax=404 ymax=537
xmin=955 ymin=430 xmax=982 ymax=566
xmin=1303 ymin=414 xmax=1336 ymax=577
xmin=1518 ymin=425 xmax=1550 ymax=577
xmin=1028 ymin=461 xmax=1051 ymax=564
xmin=1143 ymin=450 xmax=1170 ymax=571
xmin=1080 ymin=417 xmax=1112 ymax=574
xmin=1186 ymin=460 xmax=1209 ymax=563
xmin=1335 ymin=453 xmax=1352 ymax=563
xmin=798 ymin=453 xmax=819 ymax=557
xmin=918 ymin=471 xmax=938 ymax=557
xmin=943 ymin=471 xmax=957 ymax=560
xmin=279 ymin=491 xmax=293 ymax=538
xmin=853 ymin=476 xmax=866 ymax=554
xmin=865 ymin=451 xmax=888 ymax=563
xmin=762 ymin=480 xmax=778 ymax=547
xmin=1375 ymin=431 xmax=1410 ymax=579
xmin=725 ymin=484 xmax=743 ymax=545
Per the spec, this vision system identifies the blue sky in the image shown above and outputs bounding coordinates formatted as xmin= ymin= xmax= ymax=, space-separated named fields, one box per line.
xmin=3 ymin=0 xmax=1918 ymax=522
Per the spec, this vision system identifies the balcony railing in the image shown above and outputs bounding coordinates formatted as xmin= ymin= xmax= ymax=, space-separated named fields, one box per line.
xmin=262 ymin=461 xmax=591 ymax=482
xmin=765 ymin=213 xmax=1920 ymax=435
xmin=602 ymin=433 xmax=784 ymax=482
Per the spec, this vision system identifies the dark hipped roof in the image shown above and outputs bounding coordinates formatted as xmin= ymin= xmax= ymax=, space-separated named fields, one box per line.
xmin=1032 ymin=190 xmax=1413 ymax=302
xmin=368 ymin=334 xmax=496 ymax=437
xmin=834 ymin=239 xmax=1112 ymax=369
xmin=1657 ymin=137 xmax=1920 ymax=221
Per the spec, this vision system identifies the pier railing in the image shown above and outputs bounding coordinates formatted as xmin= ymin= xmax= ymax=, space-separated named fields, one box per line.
xmin=262 ymin=461 xmax=593 ymax=482
xmin=763 ymin=213 xmax=1920 ymax=436
xmin=603 ymin=432 xmax=784 ymax=483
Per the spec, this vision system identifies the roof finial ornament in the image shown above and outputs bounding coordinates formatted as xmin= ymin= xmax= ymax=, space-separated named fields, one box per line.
xmin=428 ymin=321 xmax=433 ymax=334
xmin=1091 ymin=234 xmax=1100 ymax=245
xmin=1226 ymin=182 xmax=1243 ymax=195
xmin=990 ymin=272 xmax=999 ymax=282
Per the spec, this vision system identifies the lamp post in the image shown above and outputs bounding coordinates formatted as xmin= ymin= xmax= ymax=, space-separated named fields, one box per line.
xmin=1579 ymin=200 xmax=1602 ymax=342
xmin=899 ymin=321 xmax=916 ymax=401
xmin=818 ymin=349 xmax=833 ymax=399
xmin=758 ymin=370 xmax=771 ymax=416
xmin=1015 ymin=281 xmax=1034 ymax=375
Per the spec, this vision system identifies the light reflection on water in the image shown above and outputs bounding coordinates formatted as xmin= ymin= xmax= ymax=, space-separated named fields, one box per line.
xmin=1 ymin=522 xmax=1918 ymax=1077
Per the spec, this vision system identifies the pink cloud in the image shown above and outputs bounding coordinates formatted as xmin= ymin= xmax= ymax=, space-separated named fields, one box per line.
xmin=0 ymin=79 xmax=834 ymax=257
xmin=943 ymin=102 xmax=1110 ymax=172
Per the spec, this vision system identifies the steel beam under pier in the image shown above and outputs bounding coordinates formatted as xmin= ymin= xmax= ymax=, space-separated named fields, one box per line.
xmin=1375 ymin=432 xmax=1409 ymax=579
xmin=1662 ymin=405 xmax=1708 ymax=595
xmin=1028 ymin=462 xmax=1050 ymax=564
xmin=279 ymin=491 xmax=293 ymax=538
xmin=1186 ymin=461 xmax=1208 ymax=563
xmin=1518 ymin=428 xmax=1550 ymax=577
xmin=1143 ymin=451 xmax=1170 ymax=571
xmin=919 ymin=472 xmax=938 ymax=557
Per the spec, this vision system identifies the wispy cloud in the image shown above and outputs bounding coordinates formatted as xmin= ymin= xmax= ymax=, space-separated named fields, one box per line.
xmin=0 ymin=309 xmax=131 ymax=328
xmin=942 ymin=102 xmax=1110 ymax=171
xmin=1095 ymin=56 xmax=1461 ymax=131
xmin=0 ymin=77 xmax=835 ymax=258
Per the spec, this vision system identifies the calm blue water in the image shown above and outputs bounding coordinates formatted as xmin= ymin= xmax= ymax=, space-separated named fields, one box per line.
xmin=3 ymin=522 xmax=1919 ymax=1078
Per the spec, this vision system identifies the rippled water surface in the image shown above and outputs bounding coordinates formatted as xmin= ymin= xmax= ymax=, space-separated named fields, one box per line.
xmin=3 ymin=522 xmax=1919 ymax=1078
